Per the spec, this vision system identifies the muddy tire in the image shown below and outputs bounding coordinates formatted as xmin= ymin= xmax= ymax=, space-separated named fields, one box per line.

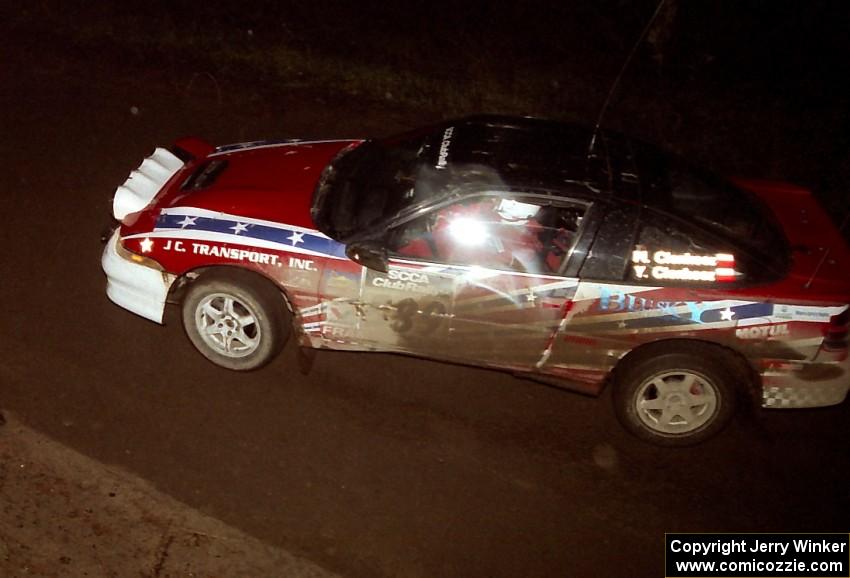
xmin=182 ymin=270 xmax=289 ymax=371
xmin=613 ymin=347 xmax=737 ymax=446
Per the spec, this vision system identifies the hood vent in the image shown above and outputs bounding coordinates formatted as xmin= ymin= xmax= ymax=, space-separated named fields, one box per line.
xmin=182 ymin=159 xmax=228 ymax=191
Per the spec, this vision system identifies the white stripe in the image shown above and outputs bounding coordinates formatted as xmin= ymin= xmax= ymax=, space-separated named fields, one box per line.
xmin=388 ymin=258 xmax=573 ymax=280
xmin=533 ymin=279 xmax=580 ymax=292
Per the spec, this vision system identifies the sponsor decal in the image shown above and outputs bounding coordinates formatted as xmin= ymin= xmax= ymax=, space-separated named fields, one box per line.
xmin=321 ymin=325 xmax=353 ymax=339
xmin=595 ymin=288 xmax=776 ymax=327
xmin=436 ymin=126 xmax=454 ymax=169
xmin=736 ymin=323 xmax=790 ymax=340
xmin=773 ymin=304 xmax=833 ymax=321
xmin=163 ymin=239 xmax=280 ymax=265
xmin=372 ymin=269 xmax=431 ymax=292
xmin=289 ymin=257 xmax=317 ymax=271
xmin=598 ymin=286 xmax=708 ymax=322
xmin=631 ymin=247 xmax=737 ymax=283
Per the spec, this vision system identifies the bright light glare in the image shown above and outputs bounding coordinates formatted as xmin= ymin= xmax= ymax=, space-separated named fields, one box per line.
xmin=463 ymin=265 xmax=499 ymax=280
xmin=448 ymin=217 xmax=488 ymax=246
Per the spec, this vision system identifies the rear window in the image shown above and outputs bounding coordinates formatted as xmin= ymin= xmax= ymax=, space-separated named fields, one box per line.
xmin=666 ymin=164 xmax=779 ymax=252
xmin=635 ymin=145 xmax=788 ymax=274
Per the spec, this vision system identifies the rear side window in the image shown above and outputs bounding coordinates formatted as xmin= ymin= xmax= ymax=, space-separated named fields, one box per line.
xmin=629 ymin=213 xmax=738 ymax=285
xmin=635 ymin=144 xmax=788 ymax=273
xmin=628 ymin=210 xmax=787 ymax=286
xmin=579 ymin=208 xmax=778 ymax=286
xmin=666 ymin=165 xmax=779 ymax=252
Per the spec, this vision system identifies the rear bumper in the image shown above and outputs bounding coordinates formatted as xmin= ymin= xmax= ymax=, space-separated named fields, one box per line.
xmin=760 ymin=352 xmax=850 ymax=408
xmin=101 ymin=230 xmax=175 ymax=324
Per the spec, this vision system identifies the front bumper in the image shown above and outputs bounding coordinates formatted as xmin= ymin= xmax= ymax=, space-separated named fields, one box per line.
xmin=760 ymin=354 xmax=850 ymax=408
xmin=102 ymin=230 xmax=175 ymax=324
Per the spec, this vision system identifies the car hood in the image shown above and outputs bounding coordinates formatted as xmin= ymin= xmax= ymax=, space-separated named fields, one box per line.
xmin=734 ymin=178 xmax=850 ymax=300
xmin=157 ymin=140 xmax=358 ymax=231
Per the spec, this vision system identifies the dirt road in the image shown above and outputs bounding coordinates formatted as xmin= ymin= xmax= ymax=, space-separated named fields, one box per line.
xmin=1 ymin=412 xmax=338 ymax=577
xmin=1 ymin=28 xmax=849 ymax=578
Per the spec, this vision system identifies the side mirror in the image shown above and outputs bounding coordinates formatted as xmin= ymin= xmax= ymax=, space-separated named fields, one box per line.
xmin=346 ymin=242 xmax=389 ymax=273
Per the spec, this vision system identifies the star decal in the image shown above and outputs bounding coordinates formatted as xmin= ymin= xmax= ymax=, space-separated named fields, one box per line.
xmin=720 ymin=307 xmax=736 ymax=321
xmin=287 ymin=231 xmax=305 ymax=246
xmin=230 ymin=222 xmax=249 ymax=235
xmin=177 ymin=215 xmax=197 ymax=229
xmin=139 ymin=237 xmax=154 ymax=253
xmin=525 ymin=291 xmax=536 ymax=304
xmin=617 ymin=320 xmax=627 ymax=329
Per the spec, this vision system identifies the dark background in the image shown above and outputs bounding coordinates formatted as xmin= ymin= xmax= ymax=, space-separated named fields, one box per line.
xmin=6 ymin=1 xmax=849 ymax=213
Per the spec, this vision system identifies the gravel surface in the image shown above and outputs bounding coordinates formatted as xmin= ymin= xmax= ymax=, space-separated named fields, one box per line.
xmin=0 ymin=411 xmax=340 ymax=578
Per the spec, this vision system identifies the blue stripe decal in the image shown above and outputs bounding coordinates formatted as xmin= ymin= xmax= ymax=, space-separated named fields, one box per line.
xmin=700 ymin=302 xmax=774 ymax=323
xmin=154 ymin=213 xmax=347 ymax=259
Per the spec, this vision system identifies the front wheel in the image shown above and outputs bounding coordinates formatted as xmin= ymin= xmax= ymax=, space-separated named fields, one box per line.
xmin=613 ymin=349 xmax=737 ymax=446
xmin=182 ymin=272 xmax=289 ymax=371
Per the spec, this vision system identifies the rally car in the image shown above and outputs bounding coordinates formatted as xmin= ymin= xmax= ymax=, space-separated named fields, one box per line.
xmin=102 ymin=115 xmax=850 ymax=446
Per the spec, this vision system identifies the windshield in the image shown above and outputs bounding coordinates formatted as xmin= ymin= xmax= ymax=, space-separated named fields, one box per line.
xmin=311 ymin=130 xmax=442 ymax=241
xmin=311 ymin=116 xmax=601 ymax=242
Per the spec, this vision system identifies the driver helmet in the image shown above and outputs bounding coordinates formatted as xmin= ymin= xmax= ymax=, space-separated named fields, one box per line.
xmin=496 ymin=199 xmax=540 ymax=224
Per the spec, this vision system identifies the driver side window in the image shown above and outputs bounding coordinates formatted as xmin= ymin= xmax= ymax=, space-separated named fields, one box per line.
xmin=389 ymin=195 xmax=586 ymax=275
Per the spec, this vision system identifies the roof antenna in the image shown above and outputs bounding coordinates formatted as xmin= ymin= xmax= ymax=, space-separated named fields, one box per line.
xmin=587 ymin=0 xmax=669 ymax=159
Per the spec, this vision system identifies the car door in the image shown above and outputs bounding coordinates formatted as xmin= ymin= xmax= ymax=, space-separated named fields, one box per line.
xmin=380 ymin=193 xmax=594 ymax=370
xmin=352 ymin=259 xmax=457 ymax=357
xmin=447 ymin=265 xmax=580 ymax=369
xmin=539 ymin=205 xmax=779 ymax=385
xmin=312 ymin=247 xmax=455 ymax=355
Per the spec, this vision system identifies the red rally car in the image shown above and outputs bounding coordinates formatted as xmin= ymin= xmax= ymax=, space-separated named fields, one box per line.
xmin=102 ymin=115 xmax=850 ymax=445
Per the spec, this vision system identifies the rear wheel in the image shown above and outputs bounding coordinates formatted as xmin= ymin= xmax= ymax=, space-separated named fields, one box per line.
xmin=182 ymin=271 xmax=289 ymax=371
xmin=613 ymin=348 xmax=737 ymax=446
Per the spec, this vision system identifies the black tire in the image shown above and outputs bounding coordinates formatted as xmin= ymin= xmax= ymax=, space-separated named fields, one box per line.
xmin=612 ymin=346 xmax=737 ymax=446
xmin=182 ymin=270 xmax=290 ymax=371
